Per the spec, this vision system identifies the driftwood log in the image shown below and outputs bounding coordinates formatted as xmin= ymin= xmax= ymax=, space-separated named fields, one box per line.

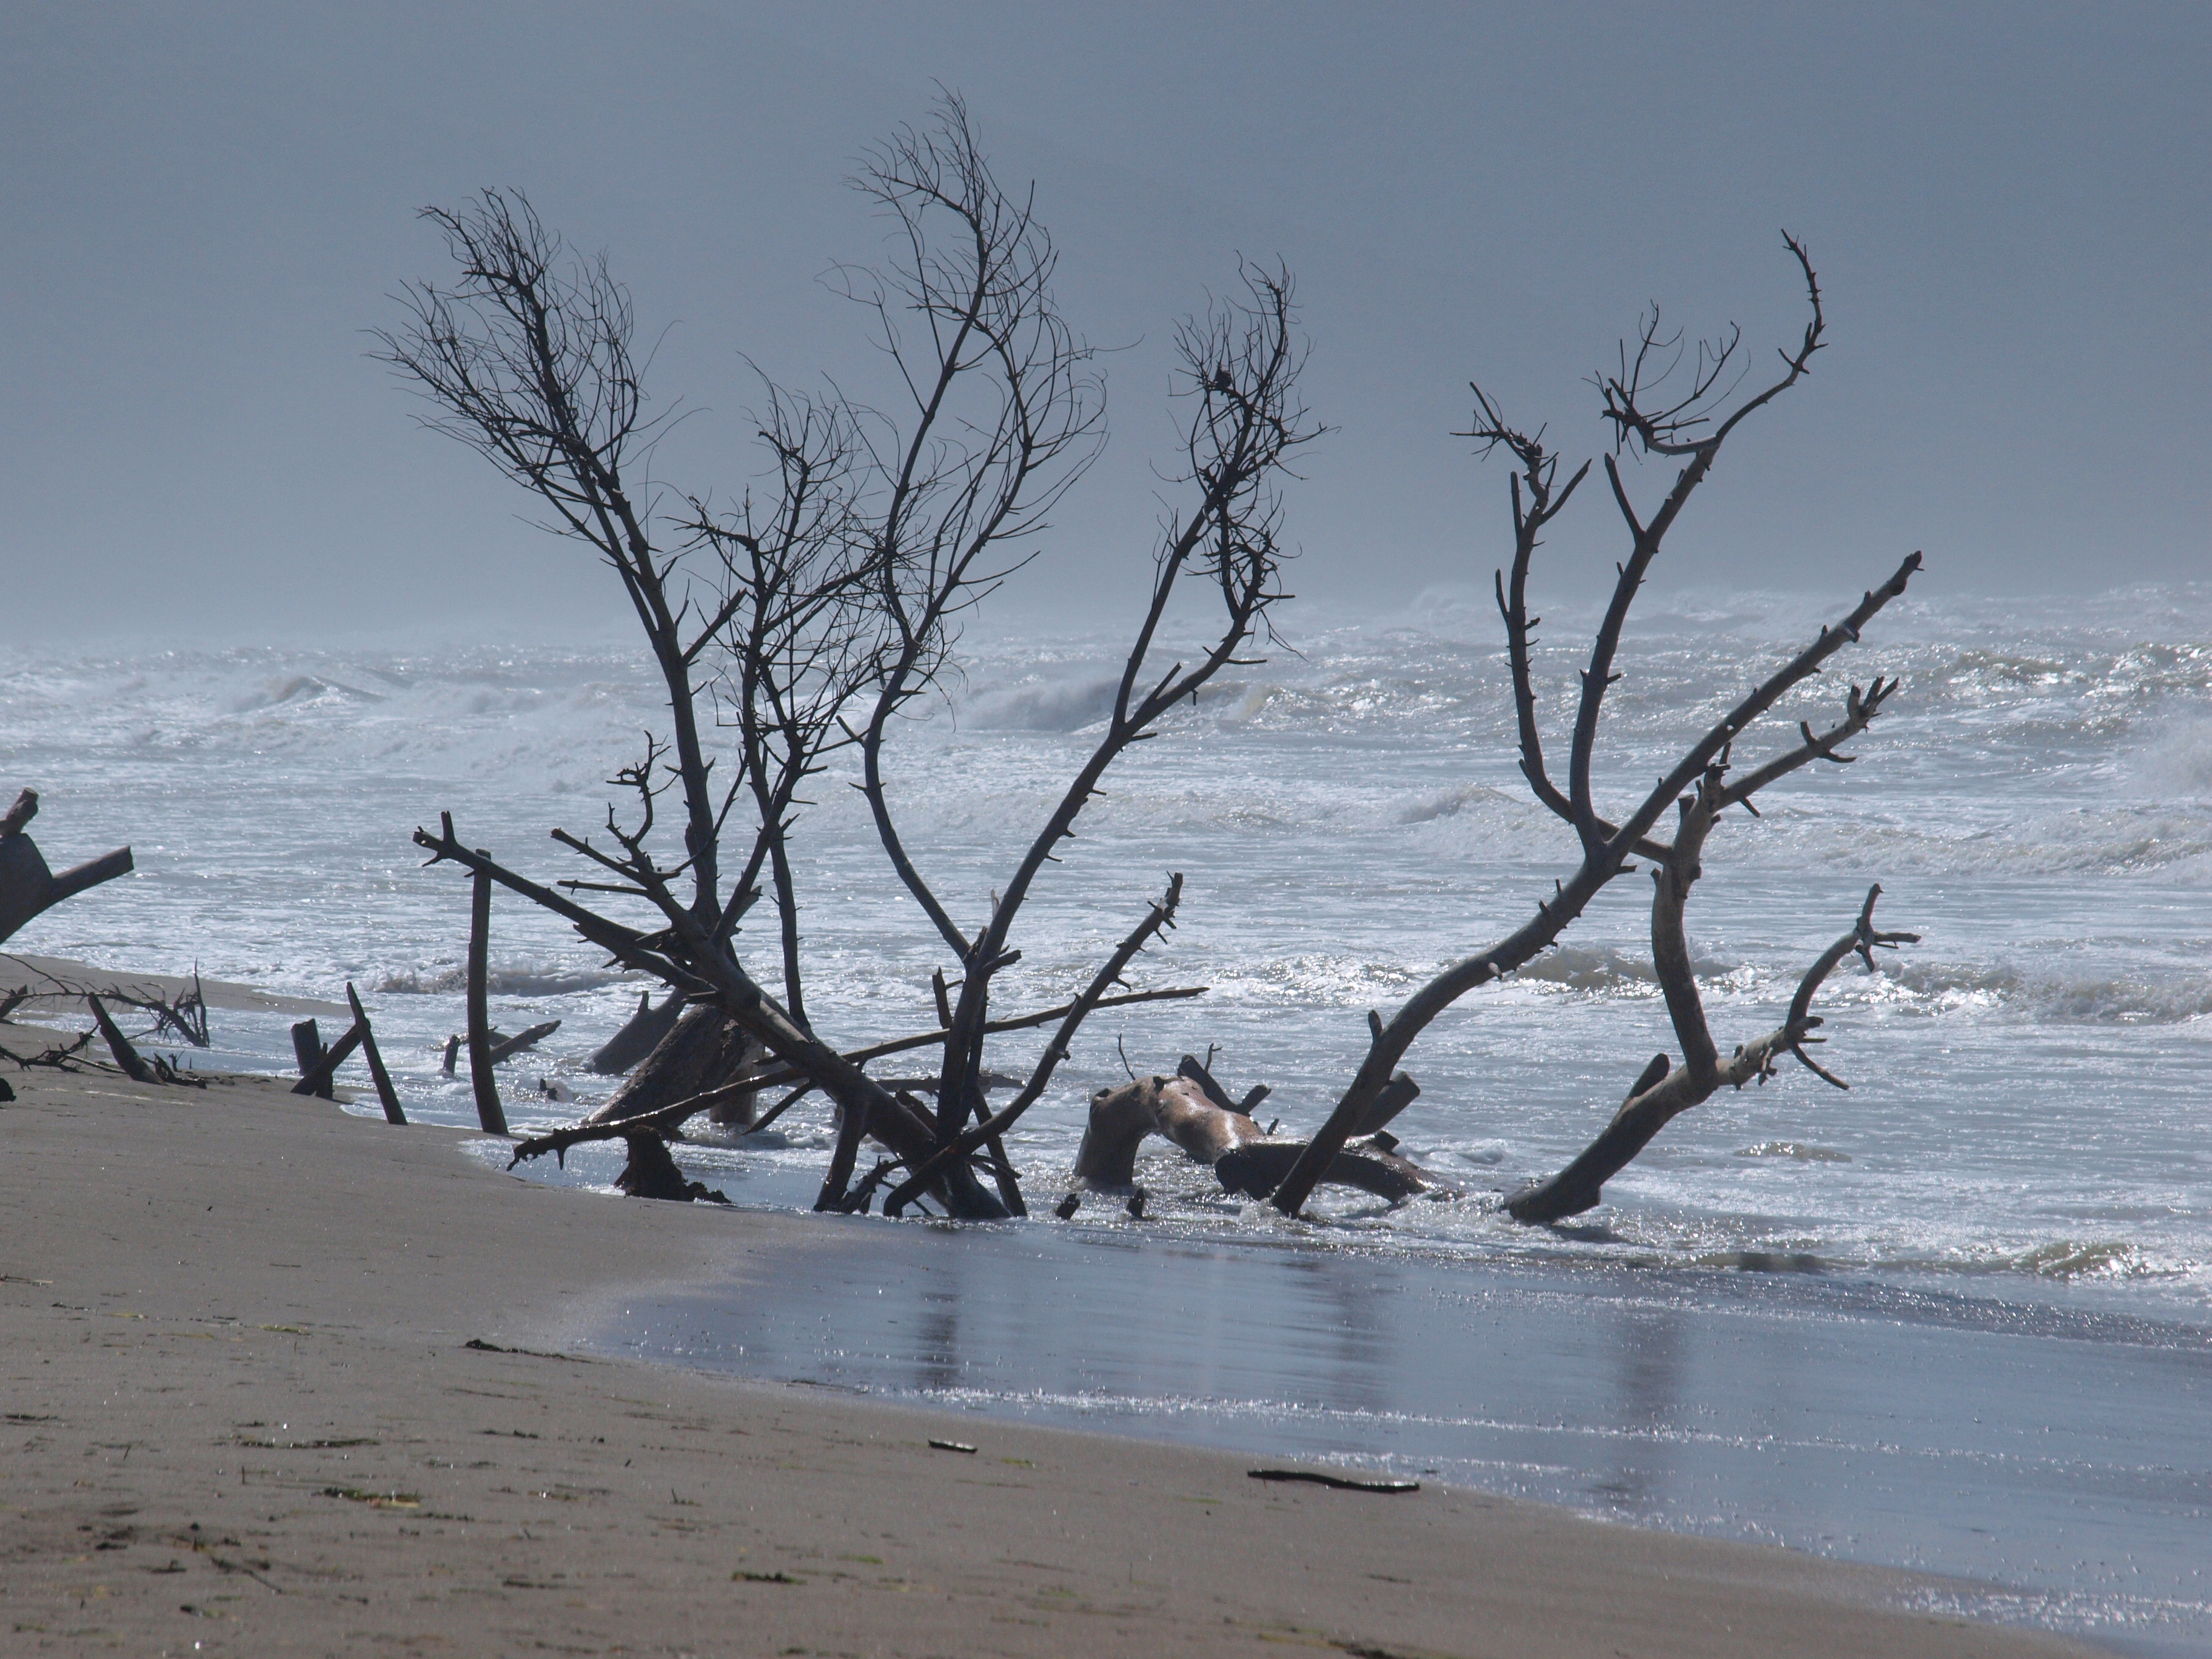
xmin=86 ymin=993 xmax=155 ymax=1084
xmin=486 ymin=1021 xmax=560 ymax=1064
xmin=1067 ymin=1055 xmax=1455 ymax=1211
xmin=347 ymin=982 xmax=408 ymax=1126
xmin=589 ymin=989 xmax=685 ymax=1074
xmin=586 ymin=1005 xmax=758 ymax=1129
xmin=0 ymin=789 xmax=133 ymax=947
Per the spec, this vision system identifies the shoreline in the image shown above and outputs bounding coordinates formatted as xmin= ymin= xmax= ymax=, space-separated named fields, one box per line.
xmin=0 ymin=1038 xmax=2107 ymax=1657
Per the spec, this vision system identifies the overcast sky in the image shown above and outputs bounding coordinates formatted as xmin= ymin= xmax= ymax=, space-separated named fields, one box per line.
xmin=4 ymin=1 xmax=2206 ymax=642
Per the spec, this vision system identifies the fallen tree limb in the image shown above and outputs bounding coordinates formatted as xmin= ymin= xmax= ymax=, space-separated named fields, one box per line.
xmin=293 ymin=1020 xmax=365 ymax=1096
xmin=1068 ymin=1069 xmax=1456 ymax=1208
xmin=1504 ymin=883 xmax=1917 ymax=1223
xmin=0 ymin=791 xmax=134 ymax=947
xmin=87 ymin=994 xmax=155 ymax=1084
xmin=1247 ymin=1468 xmax=1420 ymax=1494
xmin=348 ymin=983 xmax=408 ymax=1126
xmin=486 ymin=1020 xmax=560 ymax=1065
xmin=0 ymin=1028 xmax=98 ymax=1070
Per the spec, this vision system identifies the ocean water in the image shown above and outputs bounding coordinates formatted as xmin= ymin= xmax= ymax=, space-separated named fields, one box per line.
xmin=4 ymin=581 xmax=2209 ymax=1647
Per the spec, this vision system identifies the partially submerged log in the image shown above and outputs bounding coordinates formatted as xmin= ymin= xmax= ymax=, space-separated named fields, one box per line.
xmin=1071 ymin=1057 xmax=1456 ymax=1208
xmin=587 ymin=1005 xmax=757 ymax=1130
xmin=0 ymin=790 xmax=134 ymax=947
xmin=588 ymin=989 xmax=685 ymax=1074
xmin=83 ymin=993 xmax=204 ymax=1088
xmin=486 ymin=1021 xmax=560 ymax=1065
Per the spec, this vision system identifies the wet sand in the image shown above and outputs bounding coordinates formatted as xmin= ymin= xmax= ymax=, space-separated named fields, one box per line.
xmin=0 ymin=1031 xmax=2100 ymax=1657
xmin=1 ymin=952 xmax=347 ymax=1017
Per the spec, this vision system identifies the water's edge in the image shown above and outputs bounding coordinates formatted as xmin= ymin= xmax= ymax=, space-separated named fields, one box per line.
xmin=566 ymin=1198 xmax=2212 ymax=1657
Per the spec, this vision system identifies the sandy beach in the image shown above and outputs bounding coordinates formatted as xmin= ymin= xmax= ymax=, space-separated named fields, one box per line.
xmin=0 ymin=1027 xmax=2110 ymax=1658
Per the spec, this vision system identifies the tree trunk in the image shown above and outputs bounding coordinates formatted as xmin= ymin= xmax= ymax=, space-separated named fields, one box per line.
xmin=615 ymin=1131 xmax=729 ymax=1202
xmin=466 ymin=867 xmax=508 ymax=1134
xmin=586 ymin=1005 xmax=757 ymax=1128
xmin=588 ymin=990 xmax=685 ymax=1074
xmin=87 ymin=994 xmax=154 ymax=1084
xmin=292 ymin=1019 xmax=336 ymax=1099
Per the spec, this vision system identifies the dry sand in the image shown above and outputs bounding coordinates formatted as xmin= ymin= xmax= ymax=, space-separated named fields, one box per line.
xmin=0 ymin=1030 xmax=2101 ymax=1658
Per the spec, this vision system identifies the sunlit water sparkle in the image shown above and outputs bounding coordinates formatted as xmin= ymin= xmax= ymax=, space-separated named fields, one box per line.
xmin=5 ymin=582 xmax=2209 ymax=1649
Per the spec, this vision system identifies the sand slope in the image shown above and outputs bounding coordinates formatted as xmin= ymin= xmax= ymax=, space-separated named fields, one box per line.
xmin=0 ymin=1043 xmax=2096 ymax=1657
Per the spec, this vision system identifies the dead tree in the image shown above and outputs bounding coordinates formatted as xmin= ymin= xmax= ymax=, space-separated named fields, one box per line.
xmin=835 ymin=103 xmax=1315 ymax=1217
xmin=392 ymin=99 xmax=1306 ymax=1221
xmin=1506 ymin=886 xmax=1915 ymax=1221
xmin=1267 ymin=233 xmax=1925 ymax=1219
xmin=682 ymin=385 xmax=880 ymax=1035
xmin=0 ymin=789 xmax=133 ymax=946
xmin=380 ymin=167 xmax=975 ymax=1202
xmin=588 ymin=990 xmax=685 ymax=1073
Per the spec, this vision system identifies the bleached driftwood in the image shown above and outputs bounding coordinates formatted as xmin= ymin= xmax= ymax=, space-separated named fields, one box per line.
xmin=1066 ymin=1055 xmax=1454 ymax=1212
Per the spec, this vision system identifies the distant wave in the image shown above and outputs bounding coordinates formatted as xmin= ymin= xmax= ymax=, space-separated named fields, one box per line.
xmin=229 ymin=673 xmax=388 ymax=712
xmin=1886 ymin=960 xmax=2212 ymax=1024
xmin=959 ymin=675 xmax=1121 ymax=732
xmin=374 ymin=964 xmax=635 ymax=997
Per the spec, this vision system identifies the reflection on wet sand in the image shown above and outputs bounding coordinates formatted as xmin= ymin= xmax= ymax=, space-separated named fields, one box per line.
xmin=595 ymin=1219 xmax=2212 ymax=1655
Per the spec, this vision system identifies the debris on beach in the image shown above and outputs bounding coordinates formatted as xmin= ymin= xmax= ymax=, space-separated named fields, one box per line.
xmin=290 ymin=984 xmax=407 ymax=1124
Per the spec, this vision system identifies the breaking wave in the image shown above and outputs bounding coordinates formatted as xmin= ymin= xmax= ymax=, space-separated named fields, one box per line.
xmin=374 ymin=964 xmax=637 ymax=998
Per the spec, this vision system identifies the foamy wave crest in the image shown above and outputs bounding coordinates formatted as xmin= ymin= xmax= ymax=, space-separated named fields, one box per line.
xmin=375 ymin=964 xmax=634 ymax=997
xmin=2136 ymin=716 xmax=2212 ymax=797
xmin=1887 ymin=961 xmax=2212 ymax=1024
xmin=1510 ymin=947 xmax=1735 ymax=993
xmin=231 ymin=674 xmax=388 ymax=712
xmin=1396 ymin=783 xmax=1517 ymax=824
xmin=1877 ymin=1239 xmax=2204 ymax=1285
xmin=960 ymin=675 xmax=1121 ymax=732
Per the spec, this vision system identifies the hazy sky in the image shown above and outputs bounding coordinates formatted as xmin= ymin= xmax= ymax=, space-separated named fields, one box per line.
xmin=4 ymin=1 xmax=2206 ymax=642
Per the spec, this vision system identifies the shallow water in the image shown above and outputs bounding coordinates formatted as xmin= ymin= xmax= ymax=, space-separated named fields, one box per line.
xmin=580 ymin=1215 xmax=2212 ymax=1654
xmin=5 ymin=580 xmax=2210 ymax=1644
